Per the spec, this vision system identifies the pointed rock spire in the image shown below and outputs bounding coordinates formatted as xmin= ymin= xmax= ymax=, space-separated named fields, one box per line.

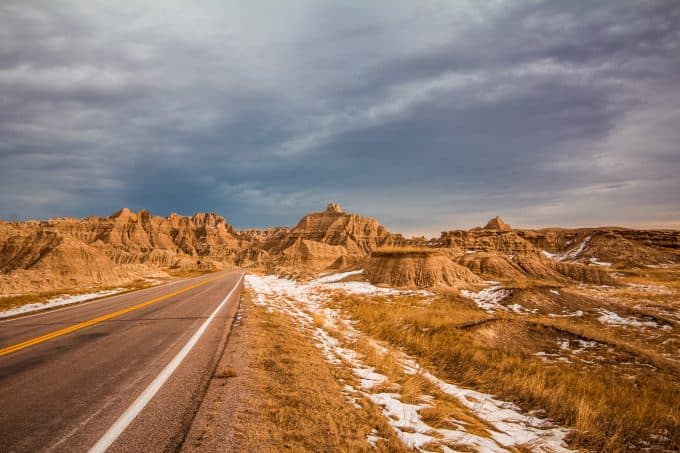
xmin=484 ymin=216 xmax=511 ymax=231
xmin=109 ymin=207 xmax=135 ymax=220
xmin=326 ymin=202 xmax=343 ymax=213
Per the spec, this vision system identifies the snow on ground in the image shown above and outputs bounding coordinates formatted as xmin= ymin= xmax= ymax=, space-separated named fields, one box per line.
xmin=247 ymin=270 xmax=430 ymax=302
xmin=542 ymin=237 xmax=591 ymax=262
xmin=0 ymin=288 xmax=126 ymax=319
xmin=314 ymin=269 xmax=364 ymax=283
xmin=561 ymin=237 xmax=591 ymax=260
xmin=535 ymin=339 xmax=607 ymax=366
xmin=245 ymin=272 xmax=573 ymax=452
xmin=548 ymin=310 xmax=584 ymax=318
xmin=588 ymin=257 xmax=612 ymax=266
xmin=597 ymin=309 xmax=661 ymax=328
xmin=460 ymin=283 xmax=524 ymax=314
xmin=557 ymin=338 xmax=599 ymax=353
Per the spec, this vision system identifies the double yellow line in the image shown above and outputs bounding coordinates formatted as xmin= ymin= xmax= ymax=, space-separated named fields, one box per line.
xmin=0 ymin=278 xmax=216 ymax=357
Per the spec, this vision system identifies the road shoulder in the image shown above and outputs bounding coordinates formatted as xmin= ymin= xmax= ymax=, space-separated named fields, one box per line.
xmin=181 ymin=288 xmax=404 ymax=452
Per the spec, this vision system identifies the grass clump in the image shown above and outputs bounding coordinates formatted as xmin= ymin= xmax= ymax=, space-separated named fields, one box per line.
xmin=331 ymin=292 xmax=680 ymax=451
xmin=0 ymin=278 xmax=155 ymax=313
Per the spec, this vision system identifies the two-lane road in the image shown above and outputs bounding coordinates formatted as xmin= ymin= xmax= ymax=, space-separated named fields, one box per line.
xmin=0 ymin=269 xmax=244 ymax=452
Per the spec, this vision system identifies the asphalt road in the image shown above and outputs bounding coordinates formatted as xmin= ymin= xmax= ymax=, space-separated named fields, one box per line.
xmin=0 ymin=269 xmax=244 ymax=453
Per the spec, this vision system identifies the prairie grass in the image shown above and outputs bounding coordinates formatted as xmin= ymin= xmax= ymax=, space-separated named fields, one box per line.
xmin=226 ymin=290 xmax=408 ymax=452
xmin=213 ymin=366 xmax=237 ymax=379
xmin=0 ymin=278 xmax=155 ymax=312
xmin=332 ymin=292 xmax=680 ymax=451
xmin=334 ymin=319 xmax=502 ymax=447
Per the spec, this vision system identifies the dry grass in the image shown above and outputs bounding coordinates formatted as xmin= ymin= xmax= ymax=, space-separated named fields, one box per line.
xmin=213 ymin=366 xmax=237 ymax=379
xmin=0 ymin=278 xmax=156 ymax=312
xmin=348 ymin=331 xmax=496 ymax=442
xmin=225 ymin=291 xmax=408 ymax=452
xmin=331 ymin=291 xmax=680 ymax=451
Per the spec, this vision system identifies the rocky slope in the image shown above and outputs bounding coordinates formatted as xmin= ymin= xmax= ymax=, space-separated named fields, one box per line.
xmin=0 ymin=208 xmax=247 ymax=294
xmin=0 ymin=221 xmax=165 ymax=293
xmin=252 ymin=203 xmax=397 ymax=275
xmin=517 ymin=227 xmax=680 ymax=266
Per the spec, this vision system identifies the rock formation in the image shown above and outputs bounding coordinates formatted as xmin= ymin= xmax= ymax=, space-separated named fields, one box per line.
xmin=255 ymin=203 xmax=397 ymax=275
xmin=516 ymin=228 xmax=680 ymax=266
xmin=365 ymin=248 xmax=484 ymax=288
xmin=326 ymin=202 xmax=343 ymax=213
xmin=454 ymin=252 xmax=528 ymax=281
xmin=452 ymin=250 xmax=614 ymax=285
xmin=484 ymin=216 xmax=512 ymax=231
xmin=1 ymin=203 xmax=678 ymax=295
xmin=0 ymin=222 xmax=165 ymax=294
xmin=439 ymin=228 xmax=536 ymax=254
xmin=0 ymin=209 xmax=245 ymax=294
xmin=279 ymin=203 xmax=391 ymax=254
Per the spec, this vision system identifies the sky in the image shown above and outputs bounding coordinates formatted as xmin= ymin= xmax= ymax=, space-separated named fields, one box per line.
xmin=1 ymin=0 xmax=679 ymax=236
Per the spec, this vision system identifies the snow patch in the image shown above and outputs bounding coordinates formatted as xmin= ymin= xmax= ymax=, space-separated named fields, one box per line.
xmin=548 ymin=310 xmax=584 ymax=318
xmin=562 ymin=237 xmax=591 ymax=260
xmin=314 ymin=269 xmax=364 ymax=284
xmin=543 ymin=237 xmax=591 ymax=262
xmin=597 ymin=309 xmax=658 ymax=328
xmin=460 ymin=283 xmax=513 ymax=313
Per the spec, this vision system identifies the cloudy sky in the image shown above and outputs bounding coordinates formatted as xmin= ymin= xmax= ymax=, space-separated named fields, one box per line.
xmin=1 ymin=1 xmax=679 ymax=235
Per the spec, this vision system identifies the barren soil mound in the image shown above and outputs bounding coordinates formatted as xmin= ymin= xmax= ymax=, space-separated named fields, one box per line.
xmin=455 ymin=252 xmax=527 ymax=281
xmin=0 ymin=234 xmax=166 ymax=293
xmin=365 ymin=248 xmax=484 ymax=288
xmin=550 ymin=262 xmax=615 ymax=285
xmin=456 ymin=251 xmax=615 ymax=285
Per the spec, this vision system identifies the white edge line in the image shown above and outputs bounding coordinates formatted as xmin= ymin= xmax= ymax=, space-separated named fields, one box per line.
xmin=88 ymin=272 xmax=244 ymax=453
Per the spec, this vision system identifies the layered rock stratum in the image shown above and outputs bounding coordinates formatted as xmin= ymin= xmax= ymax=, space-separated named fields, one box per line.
xmin=1 ymin=204 xmax=679 ymax=294
xmin=365 ymin=248 xmax=484 ymax=288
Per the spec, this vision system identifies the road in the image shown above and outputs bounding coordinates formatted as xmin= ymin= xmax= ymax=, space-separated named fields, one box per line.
xmin=0 ymin=269 xmax=244 ymax=453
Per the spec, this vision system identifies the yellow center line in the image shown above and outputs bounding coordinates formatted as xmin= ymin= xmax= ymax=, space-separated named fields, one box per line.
xmin=0 ymin=278 xmax=218 ymax=358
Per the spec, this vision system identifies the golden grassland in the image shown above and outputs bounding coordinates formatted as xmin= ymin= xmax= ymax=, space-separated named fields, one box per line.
xmin=329 ymin=274 xmax=680 ymax=452
xmin=0 ymin=266 xmax=227 ymax=313
xmin=219 ymin=290 xmax=408 ymax=452
xmin=349 ymin=332 xmax=501 ymax=448
xmin=315 ymin=309 xmax=509 ymax=451
xmin=0 ymin=278 xmax=156 ymax=312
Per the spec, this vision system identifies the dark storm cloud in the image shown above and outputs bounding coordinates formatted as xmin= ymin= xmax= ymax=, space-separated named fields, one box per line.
xmin=1 ymin=0 xmax=679 ymax=234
